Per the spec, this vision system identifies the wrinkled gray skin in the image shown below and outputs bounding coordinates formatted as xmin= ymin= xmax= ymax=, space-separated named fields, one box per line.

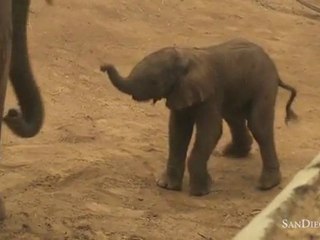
xmin=0 ymin=0 xmax=50 ymax=220
xmin=100 ymin=39 xmax=298 ymax=196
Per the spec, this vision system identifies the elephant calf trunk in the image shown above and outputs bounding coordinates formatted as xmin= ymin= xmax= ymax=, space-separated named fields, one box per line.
xmin=100 ymin=64 xmax=133 ymax=95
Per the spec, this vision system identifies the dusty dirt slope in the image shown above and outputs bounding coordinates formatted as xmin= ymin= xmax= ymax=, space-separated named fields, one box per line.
xmin=0 ymin=0 xmax=319 ymax=239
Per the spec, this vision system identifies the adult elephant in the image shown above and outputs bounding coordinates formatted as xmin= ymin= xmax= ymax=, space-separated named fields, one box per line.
xmin=0 ymin=0 xmax=49 ymax=220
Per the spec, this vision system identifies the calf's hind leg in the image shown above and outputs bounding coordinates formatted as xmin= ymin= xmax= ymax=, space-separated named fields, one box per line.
xmin=223 ymin=113 xmax=253 ymax=158
xmin=248 ymin=98 xmax=281 ymax=190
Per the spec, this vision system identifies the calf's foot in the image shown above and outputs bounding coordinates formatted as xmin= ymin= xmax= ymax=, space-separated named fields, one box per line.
xmin=156 ymin=170 xmax=183 ymax=191
xmin=223 ymin=142 xmax=251 ymax=158
xmin=258 ymin=168 xmax=281 ymax=190
xmin=223 ymin=136 xmax=253 ymax=158
xmin=189 ymin=174 xmax=213 ymax=196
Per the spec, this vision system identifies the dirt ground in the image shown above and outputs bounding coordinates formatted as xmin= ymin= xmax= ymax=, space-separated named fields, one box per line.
xmin=0 ymin=0 xmax=319 ymax=239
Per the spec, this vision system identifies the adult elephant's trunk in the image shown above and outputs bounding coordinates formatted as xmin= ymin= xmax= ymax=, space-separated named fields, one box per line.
xmin=3 ymin=0 xmax=44 ymax=138
xmin=100 ymin=64 xmax=133 ymax=95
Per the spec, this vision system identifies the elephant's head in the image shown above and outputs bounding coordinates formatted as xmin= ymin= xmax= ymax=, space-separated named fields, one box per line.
xmin=100 ymin=47 xmax=216 ymax=110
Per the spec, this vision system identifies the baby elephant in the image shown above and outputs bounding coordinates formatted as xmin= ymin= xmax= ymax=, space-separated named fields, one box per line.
xmin=100 ymin=38 xmax=297 ymax=196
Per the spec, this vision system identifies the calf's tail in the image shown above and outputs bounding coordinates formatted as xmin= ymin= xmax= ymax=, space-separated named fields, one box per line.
xmin=278 ymin=78 xmax=298 ymax=124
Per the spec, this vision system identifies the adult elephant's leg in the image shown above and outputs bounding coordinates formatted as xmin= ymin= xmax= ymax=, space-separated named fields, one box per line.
xmin=248 ymin=95 xmax=281 ymax=190
xmin=188 ymin=102 xmax=222 ymax=196
xmin=157 ymin=109 xmax=195 ymax=191
xmin=223 ymin=113 xmax=253 ymax=158
xmin=0 ymin=0 xmax=13 ymax=221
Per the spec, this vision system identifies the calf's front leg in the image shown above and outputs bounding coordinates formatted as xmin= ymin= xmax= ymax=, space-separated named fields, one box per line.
xmin=156 ymin=109 xmax=194 ymax=191
xmin=188 ymin=102 xmax=222 ymax=196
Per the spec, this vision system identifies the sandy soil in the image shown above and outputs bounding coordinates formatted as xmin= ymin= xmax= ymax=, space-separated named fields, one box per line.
xmin=0 ymin=0 xmax=319 ymax=239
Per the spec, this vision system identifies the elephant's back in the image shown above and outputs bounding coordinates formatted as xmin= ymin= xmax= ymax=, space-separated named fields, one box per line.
xmin=209 ymin=39 xmax=265 ymax=57
xmin=212 ymin=38 xmax=276 ymax=73
xmin=212 ymin=39 xmax=279 ymax=97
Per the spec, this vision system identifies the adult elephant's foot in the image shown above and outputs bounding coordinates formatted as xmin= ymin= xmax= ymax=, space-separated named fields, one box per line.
xmin=156 ymin=171 xmax=183 ymax=191
xmin=258 ymin=168 xmax=281 ymax=190
xmin=189 ymin=174 xmax=213 ymax=196
xmin=0 ymin=196 xmax=5 ymax=221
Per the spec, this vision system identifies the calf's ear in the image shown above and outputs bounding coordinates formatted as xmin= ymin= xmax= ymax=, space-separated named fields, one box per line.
xmin=166 ymin=49 xmax=216 ymax=110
